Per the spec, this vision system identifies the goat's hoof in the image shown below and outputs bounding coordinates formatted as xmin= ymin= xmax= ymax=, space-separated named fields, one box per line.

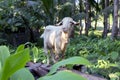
xmin=46 ymin=63 xmax=51 ymax=67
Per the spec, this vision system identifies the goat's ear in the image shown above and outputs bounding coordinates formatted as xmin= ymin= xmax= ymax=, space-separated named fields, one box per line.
xmin=71 ymin=21 xmax=80 ymax=25
xmin=55 ymin=21 xmax=63 ymax=26
xmin=75 ymin=22 xmax=80 ymax=25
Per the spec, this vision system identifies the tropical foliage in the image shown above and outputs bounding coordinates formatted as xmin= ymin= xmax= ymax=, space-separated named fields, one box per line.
xmin=0 ymin=0 xmax=120 ymax=80
xmin=66 ymin=34 xmax=120 ymax=79
xmin=0 ymin=45 xmax=91 ymax=80
xmin=0 ymin=45 xmax=34 ymax=80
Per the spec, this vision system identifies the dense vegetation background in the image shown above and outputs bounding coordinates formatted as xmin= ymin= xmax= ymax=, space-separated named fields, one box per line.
xmin=0 ymin=0 xmax=120 ymax=80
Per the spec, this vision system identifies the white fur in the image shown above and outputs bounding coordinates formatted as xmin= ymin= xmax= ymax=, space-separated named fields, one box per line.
xmin=41 ymin=17 xmax=78 ymax=64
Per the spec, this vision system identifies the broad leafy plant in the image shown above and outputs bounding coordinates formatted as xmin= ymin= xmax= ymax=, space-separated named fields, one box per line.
xmin=0 ymin=45 xmax=34 ymax=80
xmin=38 ymin=56 xmax=91 ymax=80
xmin=66 ymin=35 xmax=120 ymax=79
xmin=38 ymin=70 xmax=86 ymax=80
xmin=31 ymin=46 xmax=45 ymax=63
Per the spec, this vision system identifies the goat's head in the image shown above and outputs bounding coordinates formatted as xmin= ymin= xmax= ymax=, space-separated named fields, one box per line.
xmin=56 ymin=17 xmax=79 ymax=27
xmin=57 ymin=17 xmax=79 ymax=38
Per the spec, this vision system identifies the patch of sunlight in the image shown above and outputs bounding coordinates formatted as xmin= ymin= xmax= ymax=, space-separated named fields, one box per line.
xmin=0 ymin=8 xmax=3 ymax=11
xmin=109 ymin=73 xmax=119 ymax=80
xmin=11 ymin=6 xmax=14 ymax=9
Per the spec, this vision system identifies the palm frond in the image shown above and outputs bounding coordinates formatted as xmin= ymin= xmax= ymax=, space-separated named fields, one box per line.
xmin=88 ymin=0 xmax=101 ymax=12
xmin=58 ymin=2 xmax=73 ymax=19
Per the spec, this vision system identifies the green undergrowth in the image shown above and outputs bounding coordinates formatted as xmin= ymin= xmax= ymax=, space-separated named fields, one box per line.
xmin=0 ymin=45 xmax=91 ymax=80
xmin=65 ymin=34 xmax=120 ymax=79
xmin=1 ymin=30 xmax=119 ymax=80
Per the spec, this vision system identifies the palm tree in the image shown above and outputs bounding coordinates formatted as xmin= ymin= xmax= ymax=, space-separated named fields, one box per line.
xmin=41 ymin=0 xmax=56 ymax=24
xmin=102 ymin=0 xmax=109 ymax=38
xmin=94 ymin=0 xmax=99 ymax=30
xmin=79 ymin=0 xmax=84 ymax=35
xmin=85 ymin=0 xmax=90 ymax=36
xmin=118 ymin=2 xmax=120 ymax=37
xmin=111 ymin=0 xmax=119 ymax=40
xmin=84 ymin=0 xmax=99 ymax=36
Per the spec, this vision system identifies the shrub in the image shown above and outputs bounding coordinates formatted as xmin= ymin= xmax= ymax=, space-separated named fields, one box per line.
xmin=65 ymin=36 xmax=120 ymax=79
xmin=0 ymin=45 xmax=34 ymax=80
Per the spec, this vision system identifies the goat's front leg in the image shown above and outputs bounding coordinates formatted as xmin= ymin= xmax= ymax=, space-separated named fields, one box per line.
xmin=61 ymin=50 xmax=65 ymax=59
xmin=54 ymin=49 xmax=60 ymax=62
xmin=54 ymin=41 xmax=61 ymax=62
xmin=50 ymin=50 xmax=57 ymax=64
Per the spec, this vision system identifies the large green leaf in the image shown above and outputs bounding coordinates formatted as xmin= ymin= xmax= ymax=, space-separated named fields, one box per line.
xmin=0 ymin=48 xmax=30 ymax=80
xmin=15 ymin=44 xmax=25 ymax=53
xmin=38 ymin=70 xmax=86 ymax=80
xmin=49 ymin=56 xmax=91 ymax=75
xmin=0 ymin=62 xmax=1 ymax=71
xmin=10 ymin=68 xmax=34 ymax=80
xmin=0 ymin=46 xmax=10 ymax=67
xmin=32 ymin=46 xmax=39 ymax=63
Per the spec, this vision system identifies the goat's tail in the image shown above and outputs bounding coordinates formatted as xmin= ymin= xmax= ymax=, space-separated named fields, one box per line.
xmin=40 ymin=33 xmax=44 ymax=38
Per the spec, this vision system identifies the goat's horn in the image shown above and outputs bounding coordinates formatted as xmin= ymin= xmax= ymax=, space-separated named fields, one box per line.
xmin=55 ymin=21 xmax=63 ymax=26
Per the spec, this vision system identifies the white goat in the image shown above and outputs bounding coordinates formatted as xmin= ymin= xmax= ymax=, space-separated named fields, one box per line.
xmin=41 ymin=17 xmax=79 ymax=64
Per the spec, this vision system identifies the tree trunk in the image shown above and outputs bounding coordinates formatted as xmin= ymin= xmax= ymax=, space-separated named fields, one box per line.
xmin=118 ymin=16 xmax=120 ymax=37
xmin=85 ymin=0 xmax=90 ymax=36
xmin=79 ymin=0 xmax=83 ymax=35
xmin=79 ymin=20 xmax=83 ymax=35
xmin=89 ymin=5 xmax=91 ymax=29
xmin=94 ymin=0 xmax=99 ymax=30
xmin=102 ymin=0 xmax=109 ymax=38
xmin=70 ymin=0 xmax=76 ymax=38
xmin=94 ymin=21 xmax=97 ymax=30
xmin=118 ymin=2 xmax=120 ymax=37
xmin=111 ymin=0 xmax=119 ymax=40
xmin=94 ymin=13 xmax=97 ymax=30
xmin=119 ymin=14 xmax=120 ymax=33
